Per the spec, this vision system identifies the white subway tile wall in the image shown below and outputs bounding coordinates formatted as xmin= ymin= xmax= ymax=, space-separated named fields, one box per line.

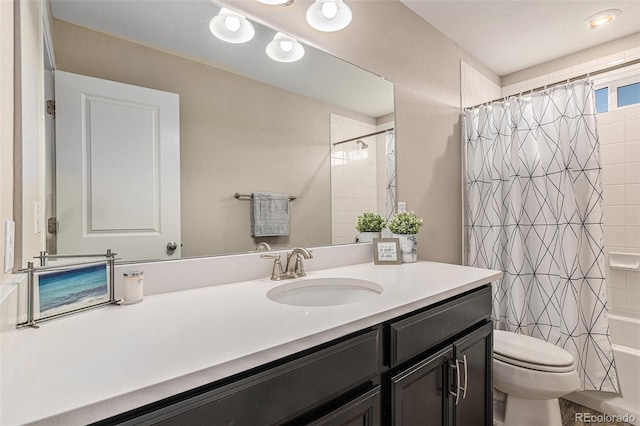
xmin=600 ymin=104 xmax=640 ymax=314
xmin=330 ymin=114 xmax=381 ymax=245
xmin=501 ymin=46 xmax=640 ymax=99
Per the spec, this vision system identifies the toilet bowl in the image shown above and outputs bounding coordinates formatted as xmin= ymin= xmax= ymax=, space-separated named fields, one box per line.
xmin=493 ymin=330 xmax=580 ymax=426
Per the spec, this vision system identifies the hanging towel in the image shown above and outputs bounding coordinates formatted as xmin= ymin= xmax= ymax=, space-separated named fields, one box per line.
xmin=250 ymin=193 xmax=290 ymax=237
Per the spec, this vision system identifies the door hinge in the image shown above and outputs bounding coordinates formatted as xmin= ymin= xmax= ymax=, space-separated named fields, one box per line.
xmin=47 ymin=217 xmax=58 ymax=234
xmin=46 ymin=100 xmax=55 ymax=117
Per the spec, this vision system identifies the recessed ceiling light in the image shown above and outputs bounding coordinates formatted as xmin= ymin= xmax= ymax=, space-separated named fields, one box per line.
xmin=585 ymin=9 xmax=621 ymax=29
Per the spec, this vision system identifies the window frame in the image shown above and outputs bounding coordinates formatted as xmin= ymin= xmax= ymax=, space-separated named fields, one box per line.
xmin=593 ymin=66 xmax=640 ymax=113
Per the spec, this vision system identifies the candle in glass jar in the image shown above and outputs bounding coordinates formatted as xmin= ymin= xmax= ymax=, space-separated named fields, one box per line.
xmin=123 ymin=271 xmax=144 ymax=303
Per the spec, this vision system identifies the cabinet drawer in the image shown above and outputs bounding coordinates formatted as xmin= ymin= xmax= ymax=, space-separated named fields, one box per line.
xmin=308 ymin=386 xmax=380 ymax=426
xmin=123 ymin=329 xmax=379 ymax=426
xmin=388 ymin=286 xmax=491 ymax=367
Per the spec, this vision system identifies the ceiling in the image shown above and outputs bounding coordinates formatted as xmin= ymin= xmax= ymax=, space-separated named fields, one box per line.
xmin=399 ymin=0 xmax=640 ymax=76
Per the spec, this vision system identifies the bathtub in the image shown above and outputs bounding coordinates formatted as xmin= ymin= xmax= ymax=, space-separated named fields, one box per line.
xmin=565 ymin=311 xmax=640 ymax=425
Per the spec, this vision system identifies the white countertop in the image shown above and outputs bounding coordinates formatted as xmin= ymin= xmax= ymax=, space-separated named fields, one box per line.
xmin=0 ymin=261 xmax=501 ymax=425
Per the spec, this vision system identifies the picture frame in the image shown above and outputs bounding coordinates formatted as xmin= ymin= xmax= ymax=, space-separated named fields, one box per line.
xmin=373 ymin=238 xmax=401 ymax=265
xmin=35 ymin=263 xmax=110 ymax=320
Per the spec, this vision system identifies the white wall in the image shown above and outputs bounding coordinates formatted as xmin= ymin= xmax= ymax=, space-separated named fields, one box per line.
xmin=460 ymin=60 xmax=502 ymax=109
xmin=12 ymin=0 xmax=46 ymax=271
xmin=502 ymin=44 xmax=640 ymax=98
xmin=0 ymin=0 xmax=15 ymax=281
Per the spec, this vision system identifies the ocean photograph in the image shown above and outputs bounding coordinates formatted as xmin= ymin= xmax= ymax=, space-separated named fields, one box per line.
xmin=38 ymin=264 xmax=109 ymax=315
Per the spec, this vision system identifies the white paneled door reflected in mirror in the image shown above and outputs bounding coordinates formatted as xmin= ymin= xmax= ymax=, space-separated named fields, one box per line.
xmin=46 ymin=0 xmax=394 ymax=262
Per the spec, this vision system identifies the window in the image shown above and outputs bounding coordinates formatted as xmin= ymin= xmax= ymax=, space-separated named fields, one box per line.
xmin=595 ymin=87 xmax=609 ymax=113
xmin=593 ymin=69 xmax=640 ymax=114
xmin=617 ymin=82 xmax=640 ymax=108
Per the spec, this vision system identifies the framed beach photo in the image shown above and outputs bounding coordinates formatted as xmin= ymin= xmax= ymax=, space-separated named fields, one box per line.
xmin=35 ymin=263 xmax=110 ymax=320
xmin=373 ymin=238 xmax=401 ymax=265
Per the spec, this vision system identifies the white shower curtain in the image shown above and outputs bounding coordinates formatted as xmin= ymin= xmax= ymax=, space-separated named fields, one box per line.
xmin=464 ymin=80 xmax=618 ymax=392
xmin=385 ymin=130 xmax=396 ymax=222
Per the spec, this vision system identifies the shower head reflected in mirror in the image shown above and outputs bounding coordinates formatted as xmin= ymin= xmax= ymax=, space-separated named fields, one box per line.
xmin=357 ymin=140 xmax=368 ymax=149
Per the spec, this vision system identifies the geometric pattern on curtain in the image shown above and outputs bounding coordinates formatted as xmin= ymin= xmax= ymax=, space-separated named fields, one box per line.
xmin=463 ymin=79 xmax=618 ymax=392
xmin=385 ymin=130 xmax=397 ymax=222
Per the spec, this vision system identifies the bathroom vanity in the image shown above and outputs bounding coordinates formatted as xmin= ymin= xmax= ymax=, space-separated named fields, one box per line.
xmin=0 ymin=261 xmax=501 ymax=425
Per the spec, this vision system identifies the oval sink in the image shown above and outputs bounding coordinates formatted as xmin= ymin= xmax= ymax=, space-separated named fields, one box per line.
xmin=267 ymin=278 xmax=383 ymax=307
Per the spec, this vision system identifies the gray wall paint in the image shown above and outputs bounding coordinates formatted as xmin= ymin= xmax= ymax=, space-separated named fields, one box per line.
xmin=217 ymin=0 xmax=499 ymax=263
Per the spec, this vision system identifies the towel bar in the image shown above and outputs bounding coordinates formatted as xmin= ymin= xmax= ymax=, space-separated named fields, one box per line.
xmin=234 ymin=193 xmax=297 ymax=201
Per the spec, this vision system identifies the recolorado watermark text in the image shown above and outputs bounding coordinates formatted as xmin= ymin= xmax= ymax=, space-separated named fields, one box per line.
xmin=575 ymin=412 xmax=637 ymax=423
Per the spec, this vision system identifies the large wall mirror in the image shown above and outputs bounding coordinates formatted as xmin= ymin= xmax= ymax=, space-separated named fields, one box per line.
xmin=45 ymin=0 xmax=395 ymax=262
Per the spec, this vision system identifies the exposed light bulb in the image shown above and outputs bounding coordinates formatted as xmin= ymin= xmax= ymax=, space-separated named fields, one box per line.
xmin=592 ymin=16 xmax=613 ymax=27
xmin=256 ymin=0 xmax=291 ymax=4
xmin=321 ymin=1 xmax=338 ymax=19
xmin=280 ymin=40 xmax=294 ymax=53
xmin=306 ymin=0 xmax=352 ymax=32
xmin=266 ymin=32 xmax=305 ymax=62
xmin=225 ymin=16 xmax=241 ymax=32
xmin=209 ymin=8 xmax=255 ymax=44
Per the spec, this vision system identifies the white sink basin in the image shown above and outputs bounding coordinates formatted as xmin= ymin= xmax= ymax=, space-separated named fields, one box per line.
xmin=267 ymin=278 xmax=383 ymax=307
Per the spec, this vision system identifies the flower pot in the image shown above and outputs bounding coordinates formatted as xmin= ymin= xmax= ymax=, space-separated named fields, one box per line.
xmin=358 ymin=231 xmax=381 ymax=243
xmin=393 ymin=233 xmax=417 ymax=263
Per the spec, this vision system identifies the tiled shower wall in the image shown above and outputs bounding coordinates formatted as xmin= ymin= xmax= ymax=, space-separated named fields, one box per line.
xmin=330 ymin=114 xmax=378 ymax=245
xmin=330 ymin=114 xmax=395 ymax=245
xmin=600 ymin=104 xmax=640 ymax=315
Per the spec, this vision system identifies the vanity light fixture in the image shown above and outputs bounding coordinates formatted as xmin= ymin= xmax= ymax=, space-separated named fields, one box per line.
xmin=256 ymin=0 xmax=294 ymax=5
xmin=266 ymin=32 xmax=305 ymax=62
xmin=306 ymin=0 xmax=352 ymax=32
xmin=209 ymin=8 xmax=255 ymax=43
xmin=585 ymin=9 xmax=621 ymax=29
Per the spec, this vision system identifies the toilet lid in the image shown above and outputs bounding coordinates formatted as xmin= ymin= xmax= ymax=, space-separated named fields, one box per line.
xmin=493 ymin=330 xmax=575 ymax=373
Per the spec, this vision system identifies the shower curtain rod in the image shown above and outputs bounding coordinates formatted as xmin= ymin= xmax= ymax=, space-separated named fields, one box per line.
xmin=333 ymin=127 xmax=394 ymax=146
xmin=466 ymin=58 xmax=640 ymax=110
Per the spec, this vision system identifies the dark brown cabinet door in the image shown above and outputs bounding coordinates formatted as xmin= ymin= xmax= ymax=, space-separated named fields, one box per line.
xmin=452 ymin=322 xmax=493 ymax=426
xmin=389 ymin=346 xmax=453 ymax=426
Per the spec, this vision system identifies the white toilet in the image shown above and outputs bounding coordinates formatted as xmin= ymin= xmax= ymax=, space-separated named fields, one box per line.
xmin=493 ymin=330 xmax=581 ymax=426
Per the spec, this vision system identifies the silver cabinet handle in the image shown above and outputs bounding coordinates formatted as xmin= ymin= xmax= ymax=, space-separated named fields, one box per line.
xmin=166 ymin=241 xmax=178 ymax=254
xmin=449 ymin=359 xmax=461 ymax=405
xmin=460 ymin=355 xmax=468 ymax=399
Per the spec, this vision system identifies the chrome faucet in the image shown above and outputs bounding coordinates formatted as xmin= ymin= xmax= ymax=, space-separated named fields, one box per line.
xmin=255 ymin=242 xmax=272 ymax=251
xmin=261 ymin=247 xmax=313 ymax=280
